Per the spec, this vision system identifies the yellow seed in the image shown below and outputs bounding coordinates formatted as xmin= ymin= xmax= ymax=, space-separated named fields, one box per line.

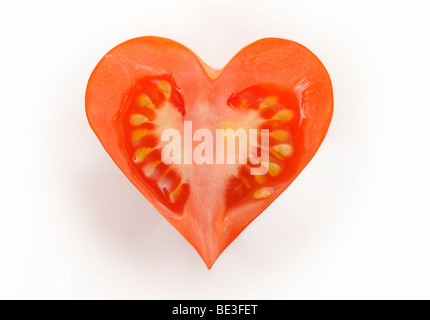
xmin=143 ymin=161 xmax=160 ymax=177
xmin=158 ymin=166 xmax=172 ymax=183
xmin=261 ymin=161 xmax=281 ymax=176
xmin=129 ymin=113 xmax=148 ymax=126
xmin=275 ymin=109 xmax=294 ymax=122
xmin=134 ymin=148 xmax=152 ymax=163
xmin=259 ymin=96 xmax=278 ymax=109
xmin=272 ymin=144 xmax=294 ymax=157
xmin=253 ymin=187 xmax=273 ymax=199
xmin=269 ymin=130 xmax=289 ymax=142
xmin=158 ymin=80 xmax=172 ymax=99
xmin=255 ymin=174 xmax=267 ymax=184
xmin=259 ymin=161 xmax=278 ymax=175
xmin=137 ymin=94 xmax=154 ymax=108
xmin=169 ymin=184 xmax=183 ymax=202
xmin=269 ymin=162 xmax=281 ymax=176
xmin=132 ymin=129 xmax=150 ymax=142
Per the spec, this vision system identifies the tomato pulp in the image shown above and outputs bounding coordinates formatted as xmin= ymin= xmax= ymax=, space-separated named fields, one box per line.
xmin=86 ymin=37 xmax=333 ymax=268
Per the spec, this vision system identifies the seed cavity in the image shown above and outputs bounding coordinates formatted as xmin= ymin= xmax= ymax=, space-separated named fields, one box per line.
xmin=253 ymin=187 xmax=273 ymax=199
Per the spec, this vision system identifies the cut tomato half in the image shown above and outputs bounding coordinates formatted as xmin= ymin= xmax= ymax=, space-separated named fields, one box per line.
xmin=85 ymin=37 xmax=333 ymax=268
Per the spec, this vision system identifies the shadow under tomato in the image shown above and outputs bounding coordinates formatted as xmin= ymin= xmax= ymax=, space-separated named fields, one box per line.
xmin=64 ymin=137 xmax=201 ymax=269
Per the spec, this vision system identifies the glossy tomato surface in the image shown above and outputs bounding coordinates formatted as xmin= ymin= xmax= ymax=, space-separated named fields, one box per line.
xmin=86 ymin=37 xmax=333 ymax=268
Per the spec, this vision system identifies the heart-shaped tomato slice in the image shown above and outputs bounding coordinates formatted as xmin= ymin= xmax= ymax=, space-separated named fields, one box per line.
xmin=85 ymin=37 xmax=333 ymax=268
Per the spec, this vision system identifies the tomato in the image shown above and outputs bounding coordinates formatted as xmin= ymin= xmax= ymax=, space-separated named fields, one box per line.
xmin=86 ymin=37 xmax=333 ymax=268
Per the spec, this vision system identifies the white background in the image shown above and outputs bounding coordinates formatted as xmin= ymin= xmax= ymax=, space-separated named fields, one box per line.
xmin=1 ymin=0 xmax=429 ymax=300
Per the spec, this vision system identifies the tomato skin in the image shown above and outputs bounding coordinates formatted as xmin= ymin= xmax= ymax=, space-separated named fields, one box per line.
xmin=86 ymin=37 xmax=333 ymax=268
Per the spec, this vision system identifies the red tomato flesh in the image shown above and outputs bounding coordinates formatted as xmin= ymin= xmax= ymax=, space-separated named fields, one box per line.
xmin=86 ymin=37 xmax=333 ymax=268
